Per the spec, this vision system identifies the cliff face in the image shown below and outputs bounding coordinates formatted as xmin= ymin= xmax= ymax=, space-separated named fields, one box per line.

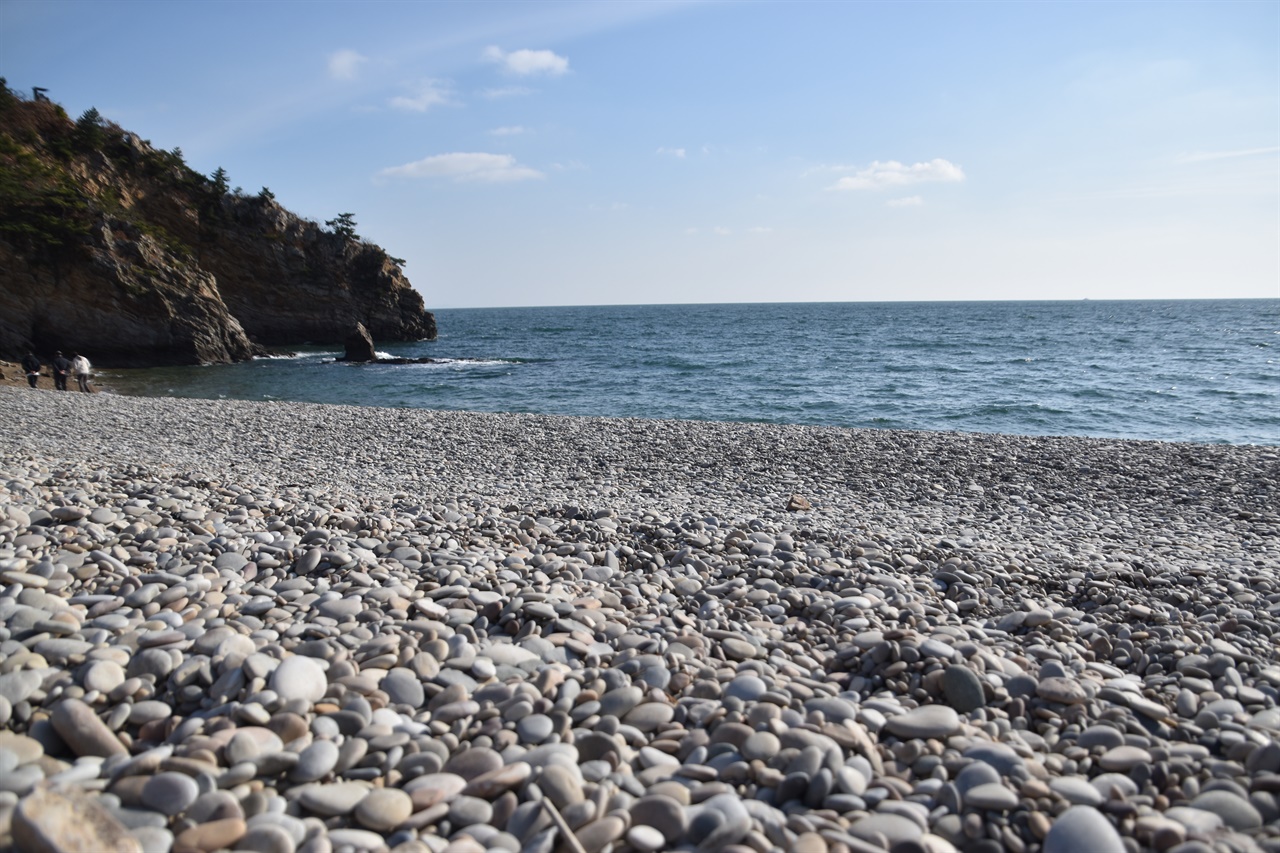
xmin=0 ymin=84 xmax=435 ymax=366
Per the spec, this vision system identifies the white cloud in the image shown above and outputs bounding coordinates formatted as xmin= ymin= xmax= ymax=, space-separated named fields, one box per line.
xmin=748 ymin=226 xmax=774 ymax=233
xmin=479 ymin=86 xmax=534 ymax=99
xmin=887 ymin=196 xmax=924 ymax=207
xmin=657 ymin=147 xmax=686 ymax=159
xmin=713 ymin=227 xmax=732 ymax=236
xmin=389 ymin=80 xmax=454 ymax=113
xmin=377 ymin=153 xmax=544 ymax=184
xmin=489 ymin=125 xmax=526 ymax=136
xmin=328 ymin=49 xmax=368 ymax=81
xmin=828 ymin=158 xmax=965 ymax=191
xmin=483 ymin=46 xmax=569 ymax=76
xmin=1174 ymin=146 xmax=1280 ymax=164
xmin=684 ymin=227 xmax=699 ymax=236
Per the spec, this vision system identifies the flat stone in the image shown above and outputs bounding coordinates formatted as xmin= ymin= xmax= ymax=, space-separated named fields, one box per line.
xmin=298 ymin=781 xmax=371 ymax=816
xmin=1098 ymin=745 xmax=1152 ymax=772
xmin=1037 ymin=677 xmax=1088 ymax=705
xmin=50 ymin=698 xmax=126 ymax=757
xmin=14 ymin=786 xmax=143 ymax=853
xmin=883 ymin=705 xmax=961 ymax=739
xmin=1043 ymin=805 xmax=1125 ymax=853
xmin=237 ymin=824 xmax=297 ymax=853
xmin=173 ymin=818 xmax=246 ymax=852
xmin=1051 ymin=776 xmax=1104 ymax=806
xmin=0 ymin=670 xmax=43 ymax=704
xmin=623 ymin=702 xmax=675 ymax=732
xmin=965 ymin=782 xmax=1019 ymax=810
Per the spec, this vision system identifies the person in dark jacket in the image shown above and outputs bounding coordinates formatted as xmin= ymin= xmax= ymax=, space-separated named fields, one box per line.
xmin=51 ymin=351 xmax=71 ymax=391
xmin=21 ymin=352 xmax=40 ymax=388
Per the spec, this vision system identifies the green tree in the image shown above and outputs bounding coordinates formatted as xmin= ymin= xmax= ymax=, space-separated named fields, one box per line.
xmin=258 ymin=186 xmax=275 ymax=202
xmin=325 ymin=212 xmax=358 ymax=240
xmin=210 ymin=167 xmax=229 ymax=196
xmin=73 ymin=107 xmax=105 ymax=150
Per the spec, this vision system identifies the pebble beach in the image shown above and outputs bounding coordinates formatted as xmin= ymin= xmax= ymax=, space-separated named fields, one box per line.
xmin=1 ymin=385 xmax=1278 ymax=853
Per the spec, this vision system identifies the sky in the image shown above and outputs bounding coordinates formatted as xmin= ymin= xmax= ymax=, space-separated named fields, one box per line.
xmin=2 ymin=0 xmax=1277 ymax=308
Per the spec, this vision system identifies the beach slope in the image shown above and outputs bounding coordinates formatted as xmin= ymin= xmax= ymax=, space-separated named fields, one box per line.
xmin=1 ymin=387 xmax=1277 ymax=852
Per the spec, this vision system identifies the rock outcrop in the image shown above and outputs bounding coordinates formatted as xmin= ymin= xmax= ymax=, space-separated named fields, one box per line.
xmin=0 ymin=83 xmax=435 ymax=365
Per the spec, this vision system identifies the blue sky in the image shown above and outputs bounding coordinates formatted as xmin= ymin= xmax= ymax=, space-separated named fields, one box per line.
xmin=3 ymin=0 xmax=1277 ymax=308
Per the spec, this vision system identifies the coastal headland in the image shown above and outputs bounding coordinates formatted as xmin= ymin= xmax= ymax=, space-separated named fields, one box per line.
xmin=1 ymin=386 xmax=1278 ymax=852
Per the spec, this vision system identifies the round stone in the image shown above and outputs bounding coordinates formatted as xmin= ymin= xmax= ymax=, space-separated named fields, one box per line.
xmin=742 ymin=731 xmax=781 ymax=762
xmin=380 ymin=668 xmax=425 ymax=708
xmin=623 ymin=702 xmax=675 ymax=732
xmin=627 ymin=824 xmax=666 ymax=852
xmin=1190 ymin=790 xmax=1263 ymax=830
xmin=941 ymin=665 xmax=986 ymax=713
xmin=1043 ymin=806 xmax=1126 ymax=853
xmin=354 ymin=788 xmax=413 ymax=831
xmin=724 ymin=675 xmax=769 ymax=702
xmin=448 ymin=795 xmax=494 ymax=828
xmin=291 ymin=740 xmax=339 ymax=783
xmin=269 ymin=656 xmax=327 ymax=705
xmin=517 ymin=713 xmax=554 ymax=745
xmin=83 ymin=661 xmax=126 ymax=694
xmin=141 ymin=771 xmax=200 ymax=816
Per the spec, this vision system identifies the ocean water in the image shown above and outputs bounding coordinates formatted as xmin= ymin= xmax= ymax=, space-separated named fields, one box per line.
xmin=106 ymin=300 xmax=1280 ymax=445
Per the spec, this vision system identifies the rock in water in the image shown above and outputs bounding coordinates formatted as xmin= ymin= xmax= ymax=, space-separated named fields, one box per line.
xmin=341 ymin=323 xmax=377 ymax=362
xmin=14 ymin=787 xmax=143 ymax=853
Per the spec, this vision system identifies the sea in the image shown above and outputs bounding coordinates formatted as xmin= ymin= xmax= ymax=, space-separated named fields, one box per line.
xmin=106 ymin=300 xmax=1280 ymax=446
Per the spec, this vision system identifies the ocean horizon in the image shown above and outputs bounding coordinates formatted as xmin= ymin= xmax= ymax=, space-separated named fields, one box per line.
xmin=105 ymin=298 xmax=1280 ymax=446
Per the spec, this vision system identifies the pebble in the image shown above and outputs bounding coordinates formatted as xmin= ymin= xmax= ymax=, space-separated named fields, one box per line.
xmin=1 ymin=386 xmax=1278 ymax=853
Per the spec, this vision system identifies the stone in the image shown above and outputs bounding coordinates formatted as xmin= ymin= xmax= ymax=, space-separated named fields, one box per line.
xmin=1042 ymin=806 xmax=1126 ymax=853
xmin=355 ymin=788 xmax=413 ymax=831
xmin=964 ymin=782 xmax=1019 ymax=810
xmin=380 ymin=668 xmax=425 ymax=707
xmin=1189 ymin=790 xmax=1263 ymax=830
xmin=298 ymin=782 xmax=371 ymax=816
xmin=13 ymin=787 xmax=143 ymax=853
xmin=291 ymin=740 xmax=339 ymax=783
xmin=142 ymin=771 xmax=200 ymax=816
xmin=172 ymin=818 xmax=246 ymax=852
xmin=941 ymin=665 xmax=986 ymax=712
xmin=884 ymin=705 xmax=961 ymax=740
xmin=341 ymin=323 xmax=377 ymax=362
xmin=269 ymin=656 xmax=328 ymax=705
xmin=1037 ymin=677 xmax=1088 ymax=705
xmin=50 ymin=698 xmax=126 ymax=757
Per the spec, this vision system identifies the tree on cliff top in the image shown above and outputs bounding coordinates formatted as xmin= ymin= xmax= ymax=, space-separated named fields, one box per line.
xmin=326 ymin=212 xmax=359 ymax=241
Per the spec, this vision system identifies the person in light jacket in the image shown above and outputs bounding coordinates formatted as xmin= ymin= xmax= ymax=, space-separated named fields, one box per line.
xmin=71 ymin=352 xmax=92 ymax=392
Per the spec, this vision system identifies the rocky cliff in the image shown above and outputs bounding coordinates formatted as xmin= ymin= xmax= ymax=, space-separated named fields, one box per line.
xmin=0 ymin=83 xmax=436 ymax=366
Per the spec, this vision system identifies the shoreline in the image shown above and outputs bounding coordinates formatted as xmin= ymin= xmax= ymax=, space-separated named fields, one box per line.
xmin=1 ymin=386 xmax=1279 ymax=852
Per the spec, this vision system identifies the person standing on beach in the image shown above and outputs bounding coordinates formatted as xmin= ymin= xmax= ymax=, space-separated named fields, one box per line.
xmin=21 ymin=352 xmax=40 ymax=388
xmin=71 ymin=352 xmax=92 ymax=392
xmin=51 ymin=351 xmax=71 ymax=391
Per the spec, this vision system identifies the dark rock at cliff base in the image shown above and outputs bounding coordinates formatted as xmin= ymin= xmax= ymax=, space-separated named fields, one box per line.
xmin=0 ymin=85 xmax=435 ymax=366
xmin=341 ymin=324 xmax=377 ymax=362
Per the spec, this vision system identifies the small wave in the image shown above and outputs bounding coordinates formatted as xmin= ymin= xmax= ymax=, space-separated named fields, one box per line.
xmin=433 ymin=357 xmax=525 ymax=366
xmin=253 ymin=352 xmax=320 ymax=361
